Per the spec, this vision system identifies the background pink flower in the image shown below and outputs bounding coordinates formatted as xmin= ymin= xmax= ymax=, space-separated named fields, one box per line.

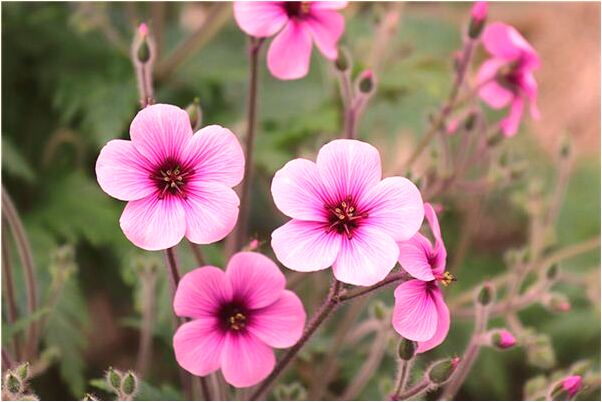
xmin=96 ymin=104 xmax=244 ymax=250
xmin=172 ymin=252 xmax=306 ymax=388
xmin=477 ymin=22 xmax=540 ymax=137
xmin=271 ymin=139 xmax=424 ymax=286
xmin=393 ymin=203 xmax=451 ymax=353
xmin=561 ymin=375 xmax=582 ymax=398
xmin=233 ymin=1 xmax=347 ymax=80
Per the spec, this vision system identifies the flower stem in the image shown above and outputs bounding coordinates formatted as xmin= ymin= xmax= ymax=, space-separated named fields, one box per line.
xmin=1 ymin=230 xmax=20 ymax=358
xmin=136 ymin=267 xmax=157 ymax=378
xmin=339 ymin=271 xmax=409 ymax=302
xmin=391 ymin=358 xmax=414 ymax=400
xmin=249 ymin=279 xmax=343 ymax=400
xmin=188 ymin=240 xmax=206 ymax=266
xmin=391 ymin=378 xmax=430 ymax=400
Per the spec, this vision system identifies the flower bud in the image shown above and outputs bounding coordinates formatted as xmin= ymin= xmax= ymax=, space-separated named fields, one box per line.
xmin=468 ymin=2 xmax=488 ymax=39
xmin=273 ymin=382 xmax=307 ymax=401
xmin=5 ymin=371 xmax=22 ymax=395
xmin=136 ymin=23 xmax=151 ymax=63
xmin=487 ymin=130 xmax=504 ymax=147
xmin=106 ymin=367 xmax=122 ymax=392
xmin=369 ymin=300 xmax=388 ymax=320
xmin=186 ymin=97 xmax=203 ymax=131
xmin=550 ymin=375 xmax=582 ymax=400
xmin=464 ymin=111 xmax=478 ymax=131
xmin=15 ymin=362 xmax=30 ymax=381
xmin=545 ymin=293 xmax=571 ymax=313
xmin=477 ymin=282 xmax=495 ymax=306
xmin=121 ymin=371 xmax=138 ymax=397
xmin=335 ymin=47 xmax=350 ymax=72
xmin=446 ymin=118 xmax=459 ymax=135
xmin=569 ymin=359 xmax=592 ymax=376
xmin=358 ymin=70 xmax=374 ymax=94
xmin=83 ymin=393 xmax=99 ymax=401
xmin=546 ymin=264 xmax=559 ymax=281
xmin=491 ymin=329 xmax=516 ymax=349
xmin=527 ymin=335 xmax=556 ymax=369
xmin=428 ymin=357 xmax=461 ymax=385
xmin=559 ymin=135 xmax=571 ymax=159
xmin=397 ymin=338 xmax=417 ymax=361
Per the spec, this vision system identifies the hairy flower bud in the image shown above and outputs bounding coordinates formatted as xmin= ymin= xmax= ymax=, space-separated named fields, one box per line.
xmin=490 ymin=329 xmax=516 ymax=349
xmin=397 ymin=337 xmax=417 ymax=360
xmin=428 ymin=357 xmax=460 ymax=385
xmin=477 ymin=282 xmax=495 ymax=306
xmin=15 ymin=362 xmax=30 ymax=381
xmin=335 ymin=47 xmax=350 ymax=72
xmin=273 ymin=382 xmax=307 ymax=401
xmin=186 ymin=97 xmax=203 ymax=131
xmin=544 ymin=292 xmax=571 ymax=313
xmin=550 ymin=375 xmax=582 ymax=400
xmin=121 ymin=371 xmax=138 ymax=397
xmin=106 ymin=367 xmax=122 ymax=392
xmin=5 ymin=371 xmax=22 ymax=395
xmin=468 ymin=2 xmax=488 ymax=39
xmin=358 ymin=70 xmax=374 ymax=94
xmin=369 ymin=300 xmax=388 ymax=320
xmin=546 ymin=264 xmax=560 ymax=281
xmin=136 ymin=23 xmax=151 ymax=63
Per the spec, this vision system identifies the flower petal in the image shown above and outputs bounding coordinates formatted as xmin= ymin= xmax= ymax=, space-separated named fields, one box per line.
xmin=304 ymin=10 xmax=345 ymax=59
xmin=397 ymin=233 xmax=436 ymax=281
xmin=392 ymin=280 xmax=439 ymax=342
xmin=96 ymin=139 xmax=156 ymax=201
xmin=130 ymin=104 xmax=193 ymax=166
xmin=316 ymin=139 xmax=382 ymax=205
xmin=360 ymin=177 xmax=424 ymax=242
xmin=233 ymin=1 xmax=289 ymax=37
xmin=183 ymin=181 xmax=240 ymax=245
xmin=173 ymin=266 xmax=233 ymax=319
xmin=416 ymin=286 xmax=450 ymax=353
xmin=482 ymin=22 xmax=523 ymax=61
xmin=220 ymin=332 xmax=275 ymax=388
xmin=424 ymin=203 xmax=446 ymax=266
xmin=267 ymin=19 xmax=313 ymax=80
xmin=248 ymin=290 xmax=306 ymax=348
xmin=173 ymin=317 xmax=225 ymax=377
xmin=226 ymin=251 xmax=285 ymax=309
xmin=182 ymin=125 xmax=245 ymax=187
xmin=271 ymin=158 xmax=328 ymax=221
xmin=332 ymin=225 xmax=399 ymax=286
xmin=500 ymin=96 xmax=525 ymax=137
xmin=477 ymin=59 xmax=513 ymax=109
xmin=119 ymin=194 xmax=185 ymax=250
xmin=310 ymin=1 xmax=348 ymax=10
xmin=271 ymin=219 xmax=341 ymax=272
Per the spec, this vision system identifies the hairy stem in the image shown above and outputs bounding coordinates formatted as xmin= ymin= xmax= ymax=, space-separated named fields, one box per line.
xmin=1 ymin=230 xmax=20 ymax=358
xmin=392 ymin=378 xmax=430 ymax=400
xmin=136 ymin=269 xmax=157 ymax=377
xmin=339 ymin=271 xmax=408 ymax=302
xmin=391 ymin=358 xmax=414 ymax=400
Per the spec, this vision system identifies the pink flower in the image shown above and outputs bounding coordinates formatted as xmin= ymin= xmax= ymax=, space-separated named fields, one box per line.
xmin=492 ymin=329 xmax=516 ymax=349
xmin=471 ymin=1 xmax=487 ymax=22
xmin=561 ymin=375 xmax=582 ymax=398
xmin=271 ymin=139 xmax=424 ymax=286
xmin=96 ymin=104 xmax=244 ymax=250
xmin=233 ymin=1 xmax=347 ymax=80
xmin=138 ymin=22 xmax=148 ymax=37
xmin=477 ymin=22 xmax=540 ymax=137
xmin=393 ymin=203 xmax=451 ymax=353
xmin=172 ymin=252 xmax=306 ymax=388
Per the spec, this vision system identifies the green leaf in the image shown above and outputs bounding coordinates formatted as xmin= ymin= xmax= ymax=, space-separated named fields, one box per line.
xmin=2 ymin=307 xmax=51 ymax=345
xmin=1 ymin=136 xmax=36 ymax=183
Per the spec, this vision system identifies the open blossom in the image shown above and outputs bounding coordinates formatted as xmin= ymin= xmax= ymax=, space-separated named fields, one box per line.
xmin=233 ymin=1 xmax=347 ymax=80
xmin=477 ymin=22 xmax=540 ymax=137
xmin=172 ymin=252 xmax=306 ymax=388
xmin=393 ymin=203 xmax=451 ymax=353
xmin=96 ymin=104 xmax=244 ymax=250
xmin=271 ymin=139 xmax=424 ymax=286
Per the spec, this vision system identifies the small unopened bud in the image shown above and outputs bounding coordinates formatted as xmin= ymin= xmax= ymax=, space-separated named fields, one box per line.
xmin=464 ymin=111 xmax=478 ymax=131
xmin=335 ymin=47 xmax=350 ymax=72
xmin=121 ymin=371 xmax=138 ymax=397
xmin=5 ymin=371 xmax=22 ymax=395
xmin=369 ymin=300 xmax=387 ymax=321
xmin=186 ymin=97 xmax=203 ymax=131
xmin=428 ymin=357 xmax=461 ymax=385
xmin=397 ymin=338 xmax=417 ymax=360
xmin=546 ymin=264 xmax=559 ymax=281
xmin=527 ymin=335 xmax=556 ymax=369
xmin=83 ymin=393 xmax=99 ymax=401
xmin=468 ymin=2 xmax=488 ymax=39
xmin=487 ymin=130 xmax=504 ymax=147
xmin=245 ymin=238 xmax=260 ymax=251
xmin=545 ymin=293 xmax=571 ymax=313
xmin=477 ymin=282 xmax=495 ymax=306
xmin=551 ymin=375 xmax=582 ymax=400
xmin=491 ymin=329 xmax=516 ymax=349
xmin=136 ymin=23 xmax=151 ymax=63
xmin=358 ymin=70 xmax=374 ymax=94
xmin=273 ymin=382 xmax=307 ymax=401
xmin=15 ymin=362 xmax=30 ymax=381
xmin=106 ymin=367 xmax=122 ymax=392
xmin=446 ymin=118 xmax=459 ymax=135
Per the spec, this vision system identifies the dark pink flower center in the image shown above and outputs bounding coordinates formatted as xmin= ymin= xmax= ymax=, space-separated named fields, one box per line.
xmin=496 ymin=61 xmax=524 ymax=93
xmin=219 ymin=302 xmax=249 ymax=332
xmin=284 ymin=1 xmax=310 ymax=18
xmin=151 ymin=159 xmax=193 ymax=199
xmin=325 ymin=197 xmax=368 ymax=239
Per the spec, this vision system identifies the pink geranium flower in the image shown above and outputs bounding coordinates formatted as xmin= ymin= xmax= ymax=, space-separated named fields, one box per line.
xmin=96 ymin=104 xmax=244 ymax=250
xmin=477 ymin=22 xmax=540 ymax=137
xmin=233 ymin=1 xmax=347 ymax=80
xmin=271 ymin=139 xmax=424 ymax=286
xmin=172 ymin=252 xmax=306 ymax=388
xmin=393 ymin=203 xmax=451 ymax=353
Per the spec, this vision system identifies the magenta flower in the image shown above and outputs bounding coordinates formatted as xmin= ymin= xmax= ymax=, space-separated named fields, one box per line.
xmin=172 ymin=252 xmax=306 ymax=388
xmin=393 ymin=203 xmax=451 ymax=353
xmin=561 ymin=375 xmax=582 ymax=398
xmin=96 ymin=104 xmax=244 ymax=250
xmin=477 ymin=22 xmax=540 ymax=137
xmin=233 ymin=1 xmax=347 ymax=80
xmin=271 ymin=139 xmax=424 ymax=286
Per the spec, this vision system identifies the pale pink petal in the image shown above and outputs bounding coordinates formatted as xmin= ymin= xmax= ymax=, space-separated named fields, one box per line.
xmin=271 ymin=219 xmax=341 ymax=272
xmin=332 ymin=225 xmax=399 ymax=286
xmin=271 ymin=158 xmax=328 ymax=221
xmin=416 ymin=286 xmax=450 ymax=353
xmin=267 ymin=19 xmax=313 ymax=80
xmin=424 ymin=203 xmax=447 ymax=267
xmin=310 ymin=1 xmax=348 ymax=10
xmin=183 ymin=180 xmax=240 ymax=244
xmin=479 ymin=81 xmax=514 ymax=109
xmin=182 ymin=125 xmax=245 ymax=187
xmin=233 ymin=2 xmax=288 ymax=37
xmin=226 ymin=251 xmax=285 ymax=309
xmin=119 ymin=194 xmax=185 ymax=250
xmin=360 ymin=177 xmax=424 ymax=242
xmin=482 ymin=22 xmax=522 ymax=61
xmin=476 ymin=58 xmax=505 ymax=85
xmin=96 ymin=139 xmax=155 ymax=201
xmin=316 ymin=139 xmax=382 ymax=204
xmin=248 ymin=290 xmax=306 ymax=348
xmin=173 ymin=266 xmax=233 ymax=319
xmin=500 ymin=96 xmax=524 ymax=137
xmin=304 ymin=10 xmax=345 ymax=59
xmin=173 ymin=317 xmax=225 ymax=377
xmin=397 ymin=233 xmax=436 ymax=281
xmin=392 ymin=280 xmax=439 ymax=342
xmin=424 ymin=203 xmax=441 ymax=241
xmin=130 ymin=104 xmax=193 ymax=166
xmin=520 ymin=72 xmax=541 ymax=119
xmin=220 ymin=332 xmax=275 ymax=388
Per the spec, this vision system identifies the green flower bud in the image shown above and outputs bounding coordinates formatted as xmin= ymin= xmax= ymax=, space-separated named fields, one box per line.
xmin=121 ymin=371 xmax=138 ymax=397
xmin=106 ymin=367 xmax=122 ymax=392
xmin=358 ymin=70 xmax=374 ymax=94
xmin=428 ymin=357 xmax=460 ymax=385
xmin=546 ymin=264 xmax=559 ymax=281
xmin=335 ymin=47 xmax=350 ymax=72
xmin=16 ymin=362 xmax=30 ymax=381
xmin=397 ymin=338 xmax=417 ymax=361
xmin=477 ymin=282 xmax=495 ymax=306
xmin=370 ymin=300 xmax=387 ymax=320
xmin=5 ymin=371 xmax=22 ymax=395
xmin=83 ymin=393 xmax=99 ymax=401
xmin=273 ymin=382 xmax=307 ymax=401
xmin=186 ymin=97 xmax=203 ymax=131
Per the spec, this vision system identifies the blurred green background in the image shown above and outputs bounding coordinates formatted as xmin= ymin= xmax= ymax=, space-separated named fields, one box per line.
xmin=1 ymin=2 xmax=600 ymax=400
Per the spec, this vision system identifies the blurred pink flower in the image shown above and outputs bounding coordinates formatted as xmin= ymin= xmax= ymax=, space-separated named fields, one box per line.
xmin=393 ymin=203 xmax=451 ymax=353
xmin=561 ymin=375 xmax=582 ymax=398
xmin=477 ymin=22 xmax=540 ymax=137
xmin=493 ymin=329 xmax=516 ymax=349
xmin=172 ymin=252 xmax=306 ymax=388
xmin=271 ymin=139 xmax=424 ymax=286
xmin=471 ymin=1 xmax=488 ymax=22
xmin=96 ymin=104 xmax=244 ymax=250
xmin=233 ymin=1 xmax=347 ymax=80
